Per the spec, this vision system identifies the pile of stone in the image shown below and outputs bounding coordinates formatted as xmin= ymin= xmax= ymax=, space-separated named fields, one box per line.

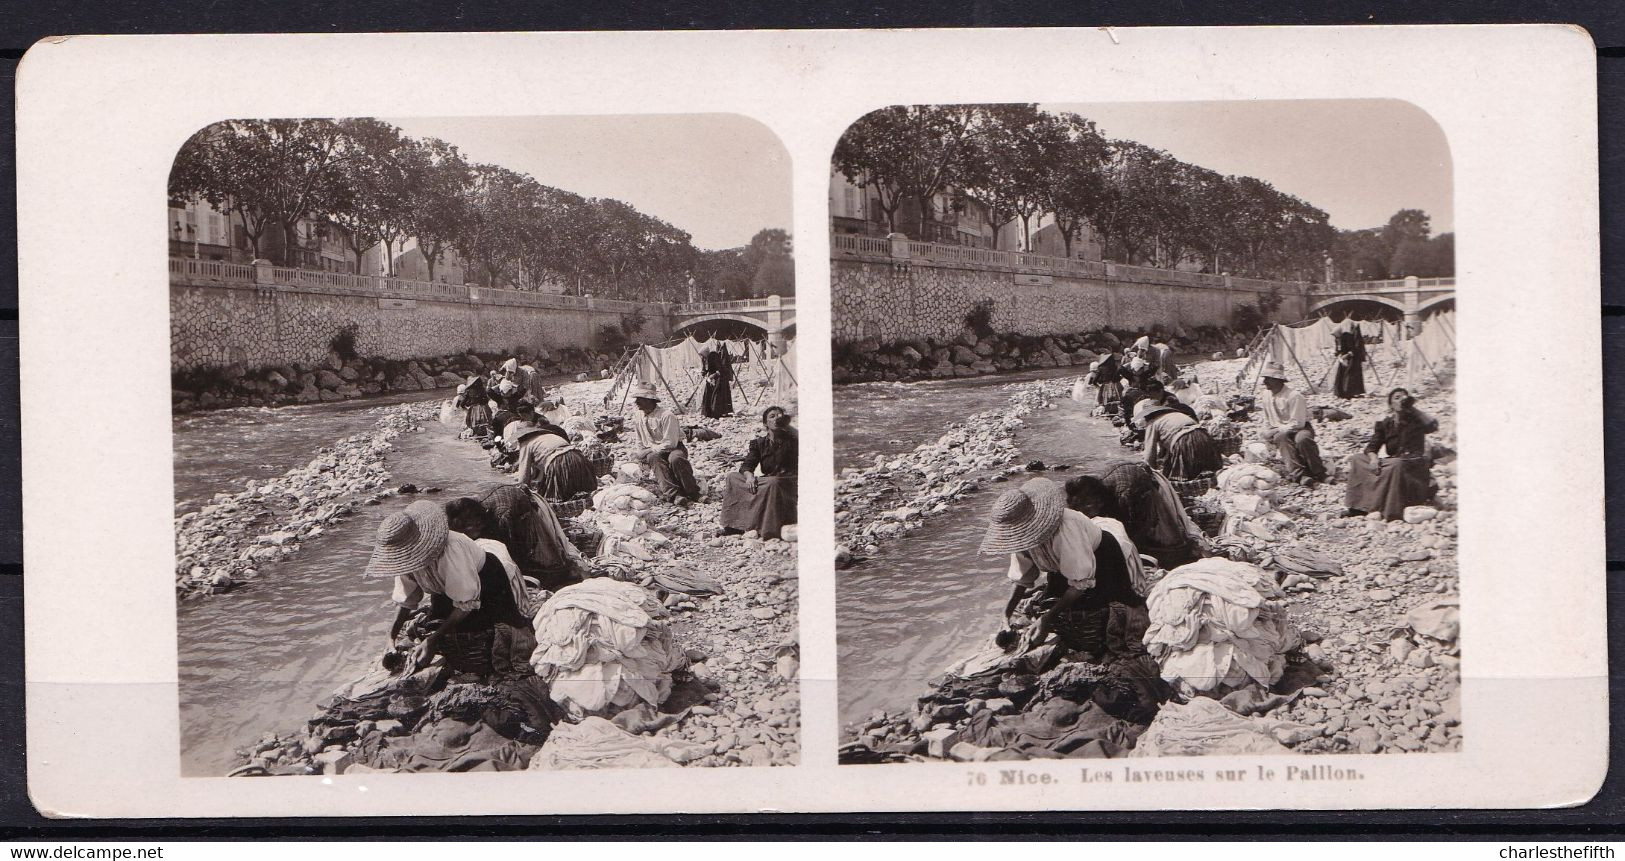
xmin=175 ymin=402 xmax=439 ymax=598
xmin=834 ymin=379 xmax=1069 ymax=566
xmin=173 ymin=346 xmax=616 ymax=413
xmin=833 ymin=326 xmax=1245 ymax=385
xmin=233 ymin=380 xmax=802 ymax=774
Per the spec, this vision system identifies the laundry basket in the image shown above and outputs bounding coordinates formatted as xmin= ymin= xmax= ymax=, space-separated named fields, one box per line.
xmin=549 ymin=494 xmax=593 ymax=520
xmin=1170 ymin=473 xmax=1218 ymax=506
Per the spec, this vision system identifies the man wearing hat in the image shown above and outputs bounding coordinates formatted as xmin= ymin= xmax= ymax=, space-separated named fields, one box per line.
xmin=630 ymin=381 xmax=701 ymax=504
xmin=1259 ymin=360 xmax=1327 ymax=486
xmin=981 ymin=477 xmax=1147 ymax=663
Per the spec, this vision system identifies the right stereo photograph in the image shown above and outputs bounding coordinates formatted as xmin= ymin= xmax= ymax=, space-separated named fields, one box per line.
xmin=831 ymin=100 xmax=1459 ymax=764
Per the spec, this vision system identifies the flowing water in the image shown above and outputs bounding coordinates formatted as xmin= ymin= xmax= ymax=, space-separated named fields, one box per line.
xmin=174 ymin=390 xmax=536 ymax=776
xmin=834 ymin=367 xmax=1139 ymax=726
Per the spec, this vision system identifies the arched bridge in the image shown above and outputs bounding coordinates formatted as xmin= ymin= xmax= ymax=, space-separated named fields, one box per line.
xmin=1305 ymin=276 xmax=1454 ymax=327
xmin=667 ymin=295 xmax=795 ymax=349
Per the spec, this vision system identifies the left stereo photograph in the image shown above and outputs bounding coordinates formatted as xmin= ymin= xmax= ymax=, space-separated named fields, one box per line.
xmin=169 ymin=114 xmax=801 ymax=777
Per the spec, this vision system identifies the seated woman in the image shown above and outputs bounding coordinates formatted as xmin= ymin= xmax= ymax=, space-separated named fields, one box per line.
xmin=719 ymin=405 xmax=798 ymax=539
xmin=1345 ymin=387 xmax=1440 ymax=520
xmin=980 ymin=477 xmax=1148 ymax=665
xmin=366 ymin=500 xmax=535 ymax=679
xmin=1134 ymin=400 xmax=1223 ymax=479
xmin=1066 ymin=467 xmax=1206 ymax=570
xmin=445 ymin=487 xmax=587 ymax=594
xmin=510 ymin=421 xmax=597 ymax=503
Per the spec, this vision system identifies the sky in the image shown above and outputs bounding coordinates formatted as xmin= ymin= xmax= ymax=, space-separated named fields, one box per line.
xmin=1042 ymin=99 xmax=1453 ymax=235
xmin=382 ymin=114 xmax=792 ymax=251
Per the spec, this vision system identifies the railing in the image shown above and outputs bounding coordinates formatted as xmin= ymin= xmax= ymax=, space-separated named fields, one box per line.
xmin=169 ymin=257 xmax=255 ymax=282
xmin=1308 ymin=277 xmax=1456 ymax=295
xmin=832 ymin=236 xmax=1461 ymax=298
xmin=171 ymin=256 xmax=651 ymax=308
xmin=672 ymin=297 xmax=794 ymax=314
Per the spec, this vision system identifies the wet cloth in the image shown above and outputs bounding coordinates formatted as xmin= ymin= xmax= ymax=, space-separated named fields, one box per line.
xmin=955 ymin=695 xmax=1142 ymax=759
xmin=1129 ymin=697 xmax=1302 ymax=757
xmin=719 ymin=472 xmax=797 ymax=540
xmin=476 ymin=484 xmax=583 ymax=593
xmin=1345 ymin=454 xmax=1435 ymax=521
xmin=1332 ymin=327 xmax=1368 ymax=399
xmin=1142 ymin=413 xmax=1222 ymax=480
xmin=393 ymin=718 xmax=536 ymax=773
xmin=529 ymin=580 xmax=685 ymax=717
xmin=528 ymin=716 xmax=706 ymax=770
xmin=516 ymin=433 xmax=597 ymax=502
xmin=1142 ymin=558 xmax=1301 ymax=696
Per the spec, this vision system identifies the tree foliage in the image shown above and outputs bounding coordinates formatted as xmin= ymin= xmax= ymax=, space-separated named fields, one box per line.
xmin=169 ymin=118 xmax=786 ymax=303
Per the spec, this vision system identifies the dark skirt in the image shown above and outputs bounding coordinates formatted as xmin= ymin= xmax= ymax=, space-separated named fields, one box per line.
xmin=1345 ymin=454 xmax=1433 ymax=520
xmin=702 ymin=379 xmax=734 ymax=418
xmin=1333 ymin=356 xmax=1366 ymax=399
xmin=719 ymin=472 xmax=797 ymax=539
xmin=535 ymin=449 xmax=597 ymax=502
xmin=1161 ymin=429 xmax=1223 ymax=479
xmin=1096 ymin=380 xmax=1123 ymax=407
xmin=466 ymin=403 xmax=493 ymax=435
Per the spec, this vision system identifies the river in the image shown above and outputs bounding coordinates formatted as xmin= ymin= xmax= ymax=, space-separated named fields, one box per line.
xmin=834 ymin=366 xmax=1139 ymax=727
xmin=173 ymin=381 xmax=594 ymax=776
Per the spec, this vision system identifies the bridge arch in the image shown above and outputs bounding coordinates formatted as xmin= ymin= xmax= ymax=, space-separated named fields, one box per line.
xmin=1308 ymin=295 xmax=1407 ymax=319
xmin=671 ymin=313 xmax=770 ymax=340
xmin=1417 ymin=295 xmax=1455 ymax=317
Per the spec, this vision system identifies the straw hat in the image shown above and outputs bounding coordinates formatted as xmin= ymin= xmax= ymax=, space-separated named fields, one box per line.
xmin=1133 ymin=399 xmax=1179 ymax=428
xmin=979 ymin=478 xmax=1067 ymax=555
xmin=1260 ymin=360 xmax=1289 ymax=382
xmin=503 ymin=421 xmax=548 ymax=449
xmin=630 ymin=381 xmax=660 ymax=402
xmin=364 ymin=500 xmax=448 ymax=579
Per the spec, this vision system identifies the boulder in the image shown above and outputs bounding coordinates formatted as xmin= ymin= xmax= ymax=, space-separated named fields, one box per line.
xmin=266 ymin=371 xmax=289 ymax=389
xmin=950 ymin=346 xmax=978 ymax=365
xmin=338 ymin=366 xmax=360 ymax=382
xmin=319 ymin=389 xmax=344 ymax=402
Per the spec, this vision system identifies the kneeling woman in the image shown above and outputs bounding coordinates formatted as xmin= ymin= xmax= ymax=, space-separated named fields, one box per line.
xmin=719 ymin=405 xmax=798 ymax=539
xmin=510 ymin=421 xmax=597 ymax=502
xmin=981 ymin=477 xmax=1151 ymax=664
xmin=367 ymin=500 xmax=535 ymax=679
xmin=1066 ymin=468 xmax=1206 ymax=570
xmin=1134 ymin=400 xmax=1223 ymax=479
xmin=1345 ymin=387 xmax=1440 ymax=520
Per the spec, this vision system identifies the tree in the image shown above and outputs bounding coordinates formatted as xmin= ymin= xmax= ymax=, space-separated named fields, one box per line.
xmin=743 ymin=228 xmax=795 ymax=296
xmin=455 ymin=164 xmax=539 ymax=288
xmin=832 ymin=105 xmax=982 ymax=237
xmin=169 ymin=123 xmax=280 ymax=261
xmin=1040 ymin=113 xmax=1110 ymax=258
xmin=397 ymin=137 xmax=471 ymax=281
xmin=326 ymin=118 xmax=411 ymax=274
xmin=956 ymin=105 xmax=1064 ymax=251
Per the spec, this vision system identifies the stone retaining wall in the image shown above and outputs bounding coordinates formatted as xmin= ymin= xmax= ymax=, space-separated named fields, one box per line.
xmin=171 ymin=278 xmax=669 ymax=373
xmin=831 ymin=255 xmax=1308 ymax=346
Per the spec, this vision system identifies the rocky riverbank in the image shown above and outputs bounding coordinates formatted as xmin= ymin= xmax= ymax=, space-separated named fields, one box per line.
xmin=231 ymin=378 xmax=800 ymax=774
xmin=175 ymin=401 xmax=441 ymax=598
xmin=833 ymin=326 xmax=1245 ymax=385
xmin=173 ymin=346 xmax=617 ymax=414
xmin=832 ymin=378 xmax=1071 ymax=569
xmin=841 ymin=342 xmax=1460 ymax=760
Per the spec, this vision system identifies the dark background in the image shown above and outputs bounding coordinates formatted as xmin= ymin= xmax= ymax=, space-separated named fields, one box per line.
xmin=0 ymin=0 xmax=1620 ymax=839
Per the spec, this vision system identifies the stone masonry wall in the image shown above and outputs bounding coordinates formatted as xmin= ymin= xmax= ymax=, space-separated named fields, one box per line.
xmin=171 ymin=280 xmax=669 ymax=372
xmin=831 ymin=256 xmax=1308 ymax=345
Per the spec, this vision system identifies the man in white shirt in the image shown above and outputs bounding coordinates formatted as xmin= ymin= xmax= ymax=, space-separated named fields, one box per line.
xmin=1259 ymin=361 xmax=1327 ymax=486
xmin=630 ymin=381 xmax=701 ymax=504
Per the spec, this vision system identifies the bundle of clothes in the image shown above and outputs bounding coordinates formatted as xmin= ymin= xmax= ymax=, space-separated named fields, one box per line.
xmin=1142 ymin=557 xmax=1302 ymax=699
xmin=528 ymin=579 xmax=687 ymax=719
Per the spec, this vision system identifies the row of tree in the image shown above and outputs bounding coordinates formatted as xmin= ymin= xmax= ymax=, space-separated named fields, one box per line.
xmin=833 ymin=105 xmax=1452 ymax=282
xmin=169 ymin=118 xmax=793 ymax=301
xmin=1329 ymin=209 xmax=1455 ymax=281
